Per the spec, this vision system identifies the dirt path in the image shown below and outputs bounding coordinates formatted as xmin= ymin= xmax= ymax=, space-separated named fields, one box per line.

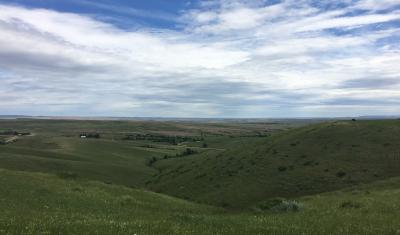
xmin=4 ymin=136 xmax=18 ymax=144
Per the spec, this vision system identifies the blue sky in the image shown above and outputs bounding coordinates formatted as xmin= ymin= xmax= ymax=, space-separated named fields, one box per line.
xmin=0 ymin=0 xmax=399 ymax=117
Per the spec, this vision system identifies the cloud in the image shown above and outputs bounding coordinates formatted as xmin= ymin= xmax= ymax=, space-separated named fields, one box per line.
xmin=0 ymin=1 xmax=399 ymax=117
xmin=339 ymin=77 xmax=400 ymax=89
xmin=354 ymin=0 xmax=400 ymax=11
xmin=296 ymin=13 xmax=400 ymax=32
xmin=76 ymin=0 xmax=178 ymax=22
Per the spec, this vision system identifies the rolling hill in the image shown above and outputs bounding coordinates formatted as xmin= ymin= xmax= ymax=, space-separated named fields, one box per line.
xmin=0 ymin=119 xmax=298 ymax=188
xmin=1 ymin=119 xmax=400 ymax=233
xmin=148 ymin=120 xmax=400 ymax=209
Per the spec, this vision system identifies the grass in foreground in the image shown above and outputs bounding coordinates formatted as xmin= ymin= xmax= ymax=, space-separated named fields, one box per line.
xmin=1 ymin=168 xmax=399 ymax=235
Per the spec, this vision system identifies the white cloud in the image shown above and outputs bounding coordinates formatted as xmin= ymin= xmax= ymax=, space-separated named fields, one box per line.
xmin=0 ymin=1 xmax=399 ymax=117
xmin=355 ymin=0 xmax=400 ymax=11
xmin=296 ymin=13 xmax=400 ymax=32
xmin=190 ymin=11 xmax=218 ymax=23
xmin=0 ymin=5 xmax=249 ymax=72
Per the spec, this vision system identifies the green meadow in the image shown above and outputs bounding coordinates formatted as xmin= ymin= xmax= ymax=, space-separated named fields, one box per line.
xmin=0 ymin=119 xmax=399 ymax=234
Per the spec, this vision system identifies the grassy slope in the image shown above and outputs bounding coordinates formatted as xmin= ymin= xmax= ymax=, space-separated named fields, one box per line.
xmin=149 ymin=120 xmax=400 ymax=209
xmin=1 ymin=119 xmax=400 ymax=234
xmin=0 ymin=168 xmax=399 ymax=235
xmin=2 ymin=119 xmax=400 ymax=210
xmin=0 ymin=119 xmax=292 ymax=188
xmin=0 ymin=135 xmax=169 ymax=187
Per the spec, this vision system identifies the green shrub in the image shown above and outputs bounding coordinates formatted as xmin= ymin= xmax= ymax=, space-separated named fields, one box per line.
xmin=57 ymin=171 xmax=78 ymax=180
xmin=256 ymin=198 xmax=303 ymax=212
xmin=220 ymin=202 xmax=230 ymax=208
xmin=340 ymin=200 xmax=362 ymax=209
xmin=303 ymin=160 xmax=313 ymax=166
xmin=256 ymin=198 xmax=285 ymax=210
xmin=146 ymin=157 xmax=158 ymax=166
xmin=336 ymin=170 xmax=346 ymax=178
xmin=270 ymin=200 xmax=303 ymax=212
xmin=118 ymin=195 xmax=135 ymax=206
xmin=278 ymin=166 xmax=287 ymax=172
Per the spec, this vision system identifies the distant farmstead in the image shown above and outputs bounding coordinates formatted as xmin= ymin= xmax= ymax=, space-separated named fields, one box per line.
xmin=79 ymin=133 xmax=100 ymax=139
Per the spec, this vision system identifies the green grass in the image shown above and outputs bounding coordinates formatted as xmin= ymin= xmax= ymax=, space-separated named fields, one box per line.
xmin=0 ymin=135 xmax=171 ymax=187
xmin=1 ymin=119 xmax=400 ymax=234
xmin=0 ymin=119 xmax=291 ymax=188
xmin=0 ymin=168 xmax=399 ymax=234
xmin=149 ymin=120 xmax=400 ymax=209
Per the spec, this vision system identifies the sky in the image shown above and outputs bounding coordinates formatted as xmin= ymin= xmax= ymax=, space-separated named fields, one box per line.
xmin=0 ymin=0 xmax=399 ymax=118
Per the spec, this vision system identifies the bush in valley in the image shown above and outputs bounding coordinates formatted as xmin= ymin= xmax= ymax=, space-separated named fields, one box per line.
xmin=57 ymin=171 xmax=78 ymax=180
xmin=162 ymin=148 xmax=198 ymax=160
xmin=118 ymin=195 xmax=135 ymax=205
xmin=183 ymin=148 xmax=197 ymax=155
xmin=336 ymin=170 xmax=346 ymax=178
xmin=220 ymin=202 xmax=230 ymax=208
xmin=202 ymin=142 xmax=208 ymax=148
xmin=256 ymin=198 xmax=303 ymax=212
xmin=256 ymin=198 xmax=285 ymax=210
xmin=340 ymin=200 xmax=362 ymax=209
xmin=146 ymin=157 xmax=158 ymax=166
xmin=278 ymin=166 xmax=287 ymax=172
xmin=303 ymin=160 xmax=313 ymax=166
xmin=270 ymin=200 xmax=303 ymax=212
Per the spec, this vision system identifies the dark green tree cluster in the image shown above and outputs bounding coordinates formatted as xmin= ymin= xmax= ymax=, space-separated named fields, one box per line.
xmin=163 ymin=148 xmax=198 ymax=160
xmin=122 ymin=134 xmax=203 ymax=145
xmin=0 ymin=131 xmax=30 ymax=136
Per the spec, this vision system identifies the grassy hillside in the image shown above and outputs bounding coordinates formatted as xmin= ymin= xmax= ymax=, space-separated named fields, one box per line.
xmin=0 ymin=119 xmax=293 ymax=188
xmin=1 ymin=168 xmax=399 ymax=234
xmin=0 ymin=135 xmax=170 ymax=187
xmin=148 ymin=120 xmax=400 ymax=209
xmin=1 ymin=119 xmax=400 ymax=233
xmin=2 ymin=119 xmax=400 ymax=210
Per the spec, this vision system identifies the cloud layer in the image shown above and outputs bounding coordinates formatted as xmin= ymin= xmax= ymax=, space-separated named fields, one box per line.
xmin=0 ymin=0 xmax=399 ymax=117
